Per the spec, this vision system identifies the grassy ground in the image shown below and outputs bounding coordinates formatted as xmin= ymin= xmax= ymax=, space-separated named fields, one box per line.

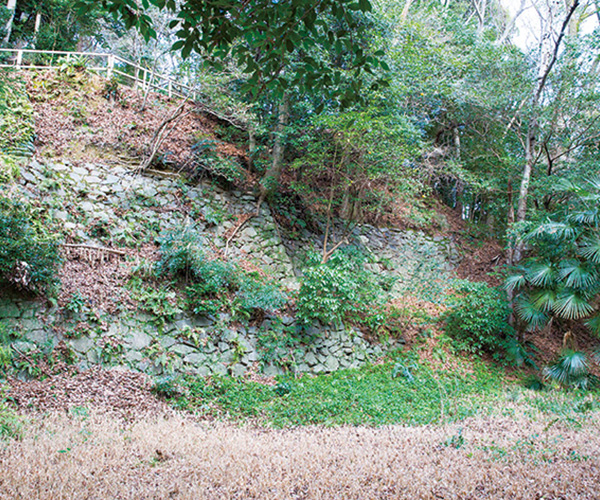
xmin=2 ymin=355 xmax=600 ymax=498
xmin=167 ymin=355 xmax=507 ymax=427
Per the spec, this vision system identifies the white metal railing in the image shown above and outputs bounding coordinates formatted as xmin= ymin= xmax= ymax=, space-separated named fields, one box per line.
xmin=0 ymin=48 xmax=198 ymax=101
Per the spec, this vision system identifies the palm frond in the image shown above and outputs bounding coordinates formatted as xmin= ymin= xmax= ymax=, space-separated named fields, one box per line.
xmin=544 ymin=350 xmax=589 ymax=389
xmin=505 ymin=272 xmax=527 ymax=293
xmin=585 ymin=314 xmax=600 ymax=336
xmin=552 ymin=291 xmax=595 ymax=320
xmin=504 ymin=337 xmax=537 ymax=369
xmin=584 ymin=175 xmax=600 ymax=193
xmin=568 ymin=209 xmax=600 ymax=226
xmin=527 ymin=221 xmax=577 ymax=242
xmin=578 ymin=236 xmax=600 ymax=264
xmin=525 ymin=262 xmax=556 ymax=287
xmin=515 ymin=295 xmax=550 ymax=330
xmin=530 ymin=289 xmax=556 ymax=312
xmin=558 ymin=260 xmax=598 ymax=289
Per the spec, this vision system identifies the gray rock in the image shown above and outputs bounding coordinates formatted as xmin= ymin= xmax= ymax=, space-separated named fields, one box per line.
xmin=190 ymin=365 xmax=211 ymax=376
xmin=184 ymin=352 xmax=207 ymax=364
xmin=125 ymin=350 xmax=143 ymax=363
xmin=296 ymin=362 xmax=310 ymax=373
xmin=171 ymin=344 xmax=196 ymax=356
xmin=160 ymin=336 xmax=178 ymax=349
xmin=70 ymin=336 xmax=94 ymax=354
xmin=21 ymin=171 xmax=37 ymax=183
xmin=303 ymin=351 xmax=318 ymax=366
xmin=212 ymin=363 xmax=228 ymax=376
xmin=0 ymin=302 xmax=21 ymax=319
xmin=11 ymin=341 xmax=36 ymax=353
xmin=24 ymin=329 xmax=47 ymax=344
xmin=230 ymin=363 xmax=246 ymax=377
xmin=87 ymin=348 xmax=100 ymax=364
xmin=324 ymin=356 xmax=340 ymax=372
xmin=128 ymin=330 xmax=152 ymax=350
xmin=262 ymin=363 xmax=280 ymax=377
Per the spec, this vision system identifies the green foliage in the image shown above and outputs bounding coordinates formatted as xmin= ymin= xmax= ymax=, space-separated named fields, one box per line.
xmin=297 ymin=246 xmax=383 ymax=327
xmin=231 ymin=274 xmax=287 ymax=322
xmin=133 ymin=286 xmax=181 ymax=328
xmin=151 ymin=375 xmax=185 ymax=399
xmin=8 ymin=0 xmax=104 ymax=52
xmin=0 ymin=394 xmax=22 ymax=441
xmin=79 ymin=0 xmax=385 ymax=104
xmin=156 ymin=227 xmax=286 ymax=320
xmin=508 ymin=177 xmax=600 ymax=335
xmin=0 ymin=196 xmax=61 ymax=294
xmin=442 ymin=280 xmax=512 ymax=353
xmin=544 ymin=350 xmax=593 ymax=390
xmin=155 ymin=226 xmax=207 ymax=280
xmin=191 ymin=141 xmax=245 ymax=185
xmin=504 ymin=337 xmax=538 ymax=369
xmin=170 ymin=355 xmax=503 ymax=427
xmin=144 ymin=340 xmax=181 ymax=373
xmin=256 ymin=320 xmax=312 ymax=372
xmin=0 ymin=77 xmax=35 ymax=163
xmin=0 ymin=322 xmax=20 ymax=373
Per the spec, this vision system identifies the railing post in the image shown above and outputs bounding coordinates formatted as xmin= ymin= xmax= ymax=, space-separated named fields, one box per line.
xmin=107 ymin=54 xmax=114 ymax=79
xmin=16 ymin=50 xmax=22 ymax=68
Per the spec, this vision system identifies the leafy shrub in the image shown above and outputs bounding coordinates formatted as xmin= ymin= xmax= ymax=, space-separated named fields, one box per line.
xmin=504 ymin=337 xmax=537 ymax=368
xmin=0 ymin=196 xmax=61 ymax=294
xmin=0 ymin=77 xmax=34 ymax=162
xmin=135 ymin=287 xmax=181 ymax=327
xmin=442 ymin=280 xmax=512 ymax=353
xmin=231 ymin=274 xmax=287 ymax=321
xmin=158 ymin=227 xmax=286 ymax=320
xmin=296 ymin=246 xmax=383 ymax=327
xmin=155 ymin=226 xmax=206 ymax=279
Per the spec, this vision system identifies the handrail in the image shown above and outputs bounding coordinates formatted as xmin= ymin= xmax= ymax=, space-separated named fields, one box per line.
xmin=0 ymin=48 xmax=198 ymax=101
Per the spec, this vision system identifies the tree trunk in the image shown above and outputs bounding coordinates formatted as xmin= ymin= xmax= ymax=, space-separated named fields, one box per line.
xmin=32 ymin=11 xmax=41 ymax=48
xmin=400 ymin=0 xmax=413 ymax=20
xmin=257 ymin=94 xmax=289 ymax=210
xmin=513 ymin=0 xmax=580 ymax=263
xmin=2 ymin=0 xmax=17 ymax=46
xmin=473 ymin=0 xmax=487 ymax=35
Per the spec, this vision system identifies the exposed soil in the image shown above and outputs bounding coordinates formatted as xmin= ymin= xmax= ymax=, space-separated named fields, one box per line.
xmin=23 ymin=70 xmax=251 ymax=181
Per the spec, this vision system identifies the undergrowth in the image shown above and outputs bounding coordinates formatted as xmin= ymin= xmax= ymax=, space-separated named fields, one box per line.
xmin=168 ymin=353 xmax=505 ymax=427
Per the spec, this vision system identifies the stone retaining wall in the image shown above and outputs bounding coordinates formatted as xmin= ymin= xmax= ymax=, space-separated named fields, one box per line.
xmin=0 ymin=158 xmax=457 ymax=378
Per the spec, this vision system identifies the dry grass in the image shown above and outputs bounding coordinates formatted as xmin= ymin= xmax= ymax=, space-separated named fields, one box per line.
xmin=1 ymin=407 xmax=598 ymax=499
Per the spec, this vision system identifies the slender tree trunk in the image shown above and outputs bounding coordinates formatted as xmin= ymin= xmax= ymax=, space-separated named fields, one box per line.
xmin=257 ymin=93 xmax=289 ymax=210
xmin=3 ymin=0 xmax=17 ymax=46
xmin=32 ymin=11 xmax=41 ymax=48
xmin=400 ymin=0 xmax=413 ymax=20
xmin=513 ymin=0 xmax=580 ymax=263
xmin=472 ymin=0 xmax=487 ymax=35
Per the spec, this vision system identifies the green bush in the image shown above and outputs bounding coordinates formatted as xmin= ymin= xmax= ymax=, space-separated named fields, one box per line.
xmin=0 ymin=196 xmax=61 ymax=294
xmin=155 ymin=226 xmax=206 ymax=279
xmin=231 ymin=274 xmax=287 ymax=321
xmin=296 ymin=246 xmax=383 ymax=327
xmin=158 ymin=227 xmax=286 ymax=320
xmin=442 ymin=280 xmax=512 ymax=353
xmin=0 ymin=399 xmax=22 ymax=440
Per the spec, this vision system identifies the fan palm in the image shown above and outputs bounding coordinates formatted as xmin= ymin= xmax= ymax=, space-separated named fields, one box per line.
xmin=508 ymin=177 xmax=600 ymax=335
